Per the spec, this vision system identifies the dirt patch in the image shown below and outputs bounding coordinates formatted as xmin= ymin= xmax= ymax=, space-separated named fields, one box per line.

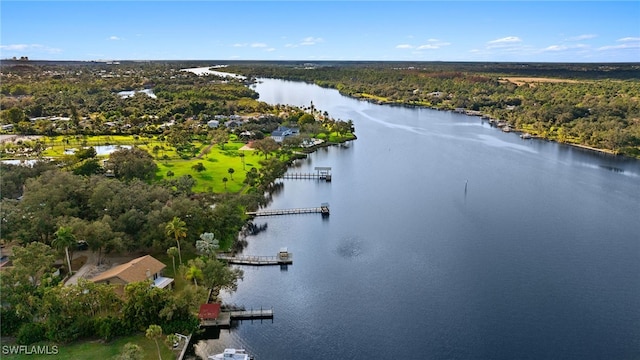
xmin=239 ymin=142 xmax=255 ymax=151
xmin=0 ymin=135 xmax=42 ymax=144
xmin=71 ymin=255 xmax=87 ymax=271
xmin=500 ymin=77 xmax=582 ymax=86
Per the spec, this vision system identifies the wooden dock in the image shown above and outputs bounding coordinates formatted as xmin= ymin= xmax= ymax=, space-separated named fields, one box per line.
xmin=200 ymin=308 xmax=274 ymax=327
xmin=281 ymin=167 xmax=332 ymax=182
xmin=217 ymin=253 xmax=292 ymax=266
xmin=246 ymin=203 xmax=329 ymax=217
xmin=282 ymin=172 xmax=330 ymax=180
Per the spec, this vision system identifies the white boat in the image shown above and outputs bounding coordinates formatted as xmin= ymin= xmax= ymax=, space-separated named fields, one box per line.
xmin=209 ymin=348 xmax=253 ymax=360
xmin=520 ymin=133 xmax=532 ymax=139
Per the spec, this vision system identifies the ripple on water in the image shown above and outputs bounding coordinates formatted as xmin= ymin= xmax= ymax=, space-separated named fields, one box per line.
xmin=335 ymin=235 xmax=366 ymax=260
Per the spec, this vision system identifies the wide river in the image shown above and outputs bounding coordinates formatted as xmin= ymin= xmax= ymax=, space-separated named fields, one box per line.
xmin=193 ymin=78 xmax=640 ymax=360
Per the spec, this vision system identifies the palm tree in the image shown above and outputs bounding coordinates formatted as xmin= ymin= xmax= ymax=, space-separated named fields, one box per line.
xmin=165 ymin=217 xmax=186 ymax=265
xmin=145 ymin=324 xmax=163 ymax=360
xmin=166 ymin=246 xmax=178 ymax=276
xmin=53 ymin=226 xmax=76 ymax=275
xmin=185 ymin=265 xmax=203 ymax=289
xmin=222 ymin=177 xmax=228 ymax=191
xmin=227 ymin=167 xmax=235 ymax=180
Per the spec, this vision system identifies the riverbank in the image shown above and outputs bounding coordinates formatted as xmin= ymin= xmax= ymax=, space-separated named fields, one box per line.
xmin=341 ymin=89 xmax=634 ymax=159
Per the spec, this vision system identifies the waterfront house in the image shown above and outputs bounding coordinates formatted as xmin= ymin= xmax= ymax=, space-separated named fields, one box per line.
xmin=90 ymin=255 xmax=173 ymax=294
xmin=271 ymin=126 xmax=293 ymax=143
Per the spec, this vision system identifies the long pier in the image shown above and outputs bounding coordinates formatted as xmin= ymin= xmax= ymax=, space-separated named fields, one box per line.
xmin=281 ymin=167 xmax=332 ymax=182
xmin=246 ymin=203 xmax=329 ymax=217
xmin=200 ymin=308 xmax=274 ymax=328
xmin=217 ymin=252 xmax=293 ymax=266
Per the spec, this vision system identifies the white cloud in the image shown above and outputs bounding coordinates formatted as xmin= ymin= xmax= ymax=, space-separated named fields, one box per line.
xmin=598 ymin=43 xmax=640 ymax=51
xmin=108 ymin=36 xmax=120 ymax=41
xmin=300 ymin=37 xmax=324 ymax=46
xmin=487 ymin=36 xmax=522 ymax=48
xmin=265 ymin=48 xmax=276 ymax=52
xmin=416 ymin=39 xmax=451 ymax=50
xmin=0 ymin=44 xmax=29 ymax=51
xmin=284 ymin=43 xmax=297 ymax=48
xmin=251 ymin=43 xmax=268 ymax=48
xmin=0 ymin=43 xmax=61 ymax=54
xmin=398 ymin=39 xmax=450 ymax=51
xmin=617 ymin=37 xmax=640 ymax=42
xmin=542 ymin=45 xmax=567 ymax=52
xmin=567 ymin=34 xmax=596 ymax=41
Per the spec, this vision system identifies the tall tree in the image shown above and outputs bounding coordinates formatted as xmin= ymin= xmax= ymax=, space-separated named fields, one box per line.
xmin=165 ymin=217 xmax=186 ymax=265
xmin=196 ymin=232 xmax=219 ymax=258
xmin=185 ymin=264 xmax=203 ymax=289
xmin=145 ymin=324 xmax=163 ymax=360
xmin=252 ymin=138 xmax=279 ymax=159
xmin=106 ymin=147 xmax=158 ymax=181
xmin=52 ymin=226 xmax=76 ymax=275
xmin=167 ymin=246 xmax=179 ymax=275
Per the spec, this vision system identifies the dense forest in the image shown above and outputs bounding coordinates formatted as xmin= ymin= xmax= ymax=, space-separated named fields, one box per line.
xmin=224 ymin=62 xmax=640 ymax=158
xmin=0 ymin=61 xmax=354 ymax=347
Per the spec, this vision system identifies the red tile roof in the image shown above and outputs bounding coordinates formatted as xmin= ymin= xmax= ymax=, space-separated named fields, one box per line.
xmin=199 ymin=303 xmax=221 ymax=320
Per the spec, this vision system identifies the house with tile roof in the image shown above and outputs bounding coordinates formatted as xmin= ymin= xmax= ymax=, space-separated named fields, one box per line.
xmin=90 ymin=255 xmax=173 ymax=294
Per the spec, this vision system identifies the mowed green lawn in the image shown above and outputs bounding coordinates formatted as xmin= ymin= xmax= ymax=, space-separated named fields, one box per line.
xmin=40 ymin=135 xmax=263 ymax=194
xmin=156 ymin=142 xmax=262 ymax=193
xmin=1 ymin=334 xmax=176 ymax=360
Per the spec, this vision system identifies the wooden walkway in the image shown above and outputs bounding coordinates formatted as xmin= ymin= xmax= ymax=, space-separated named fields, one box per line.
xmin=282 ymin=173 xmax=332 ymax=181
xmin=281 ymin=166 xmax=332 ymax=182
xmin=246 ymin=204 xmax=329 ymax=217
xmin=201 ymin=308 xmax=274 ymax=328
xmin=217 ymin=253 xmax=292 ymax=266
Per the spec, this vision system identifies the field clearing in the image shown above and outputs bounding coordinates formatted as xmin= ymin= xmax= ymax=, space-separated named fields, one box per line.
xmin=500 ymin=77 xmax=582 ymax=86
xmin=37 ymin=135 xmax=264 ymax=194
xmin=156 ymin=144 xmax=262 ymax=193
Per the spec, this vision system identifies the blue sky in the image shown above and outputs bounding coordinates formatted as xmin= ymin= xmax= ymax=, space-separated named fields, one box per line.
xmin=1 ymin=1 xmax=639 ymax=62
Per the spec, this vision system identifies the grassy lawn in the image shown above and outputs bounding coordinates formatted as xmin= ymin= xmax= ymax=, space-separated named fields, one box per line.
xmin=40 ymin=135 xmax=264 ymax=194
xmin=359 ymin=92 xmax=389 ymax=102
xmin=2 ymin=334 xmax=176 ymax=360
xmin=156 ymin=142 xmax=262 ymax=193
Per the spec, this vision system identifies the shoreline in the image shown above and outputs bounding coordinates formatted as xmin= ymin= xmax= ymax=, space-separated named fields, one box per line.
xmin=336 ymin=89 xmax=635 ymax=160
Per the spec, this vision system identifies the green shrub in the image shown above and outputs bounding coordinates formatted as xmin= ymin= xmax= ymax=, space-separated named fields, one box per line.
xmin=0 ymin=309 xmax=27 ymax=336
xmin=96 ymin=316 xmax=129 ymax=341
xmin=16 ymin=322 xmax=47 ymax=345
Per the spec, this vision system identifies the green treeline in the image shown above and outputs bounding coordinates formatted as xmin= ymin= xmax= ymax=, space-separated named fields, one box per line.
xmin=225 ymin=62 xmax=640 ymax=158
xmin=0 ymin=61 xmax=358 ymax=347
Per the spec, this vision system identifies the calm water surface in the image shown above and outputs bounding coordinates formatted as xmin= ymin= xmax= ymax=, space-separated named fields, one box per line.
xmin=193 ymin=79 xmax=640 ymax=360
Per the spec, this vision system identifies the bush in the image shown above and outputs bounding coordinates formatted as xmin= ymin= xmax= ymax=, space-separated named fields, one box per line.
xmin=96 ymin=316 xmax=129 ymax=341
xmin=16 ymin=322 xmax=47 ymax=345
xmin=0 ymin=309 xmax=27 ymax=336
